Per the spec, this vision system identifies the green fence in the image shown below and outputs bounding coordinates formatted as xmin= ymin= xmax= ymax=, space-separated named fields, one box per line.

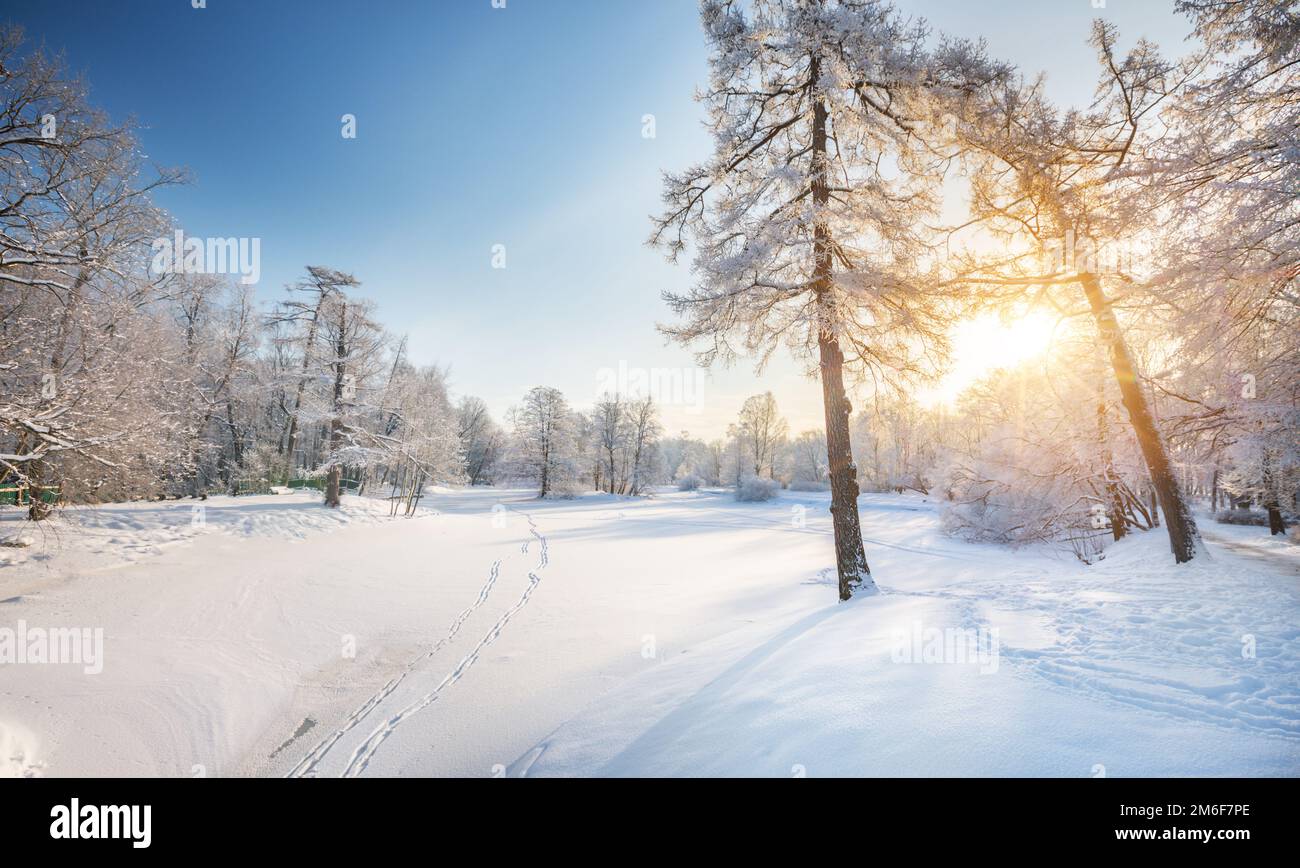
xmin=0 ymin=485 xmax=62 ymax=507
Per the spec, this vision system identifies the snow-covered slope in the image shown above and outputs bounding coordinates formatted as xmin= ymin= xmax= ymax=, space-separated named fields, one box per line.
xmin=1 ymin=488 xmax=1296 ymax=777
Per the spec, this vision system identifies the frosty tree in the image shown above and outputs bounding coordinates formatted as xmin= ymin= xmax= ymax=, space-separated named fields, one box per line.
xmin=457 ymin=396 xmax=502 ymax=486
xmin=651 ymin=0 xmax=1002 ymax=599
xmin=1153 ymin=0 xmax=1300 ymax=532
xmin=0 ymin=26 xmax=184 ymax=515
xmin=317 ymin=292 xmax=386 ymax=507
xmin=738 ymin=392 xmax=789 ymax=480
xmin=592 ymin=394 xmax=661 ymax=495
xmin=377 ymin=365 xmax=463 ymax=515
xmin=272 ymin=266 xmax=361 ymax=476
xmin=946 ymin=23 xmax=1205 ymax=563
xmin=790 ymin=429 xmax=830 ymax=487
xmin=510 ymin=386 xmax=578 ymax=498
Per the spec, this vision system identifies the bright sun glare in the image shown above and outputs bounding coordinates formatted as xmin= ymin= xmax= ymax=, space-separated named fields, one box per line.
xmin=919 ymin=312 xmax=1060 ymax=407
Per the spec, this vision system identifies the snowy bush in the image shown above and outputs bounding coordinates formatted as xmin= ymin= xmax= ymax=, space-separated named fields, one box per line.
xmin=1215 ymin=509 xmax=1269 ymax=527
xmin=941 ymin=432 xmax=1094 ymax=547
xmin=788 ymin=479 xmax=829 ymax=492
xmin=735 ymin=476 xmax=779 ymax=502
xmin=677 ymin=475 xmax=701 ymax=492
xmin=542 ymin=478 xmax=584 ymax=500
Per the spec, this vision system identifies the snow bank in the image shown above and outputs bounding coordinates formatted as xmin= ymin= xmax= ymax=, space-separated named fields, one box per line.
xmin=0 ymin=491 xmax=409 ymax=588
xmin=0 ymin=719 xmax=43 ymax=778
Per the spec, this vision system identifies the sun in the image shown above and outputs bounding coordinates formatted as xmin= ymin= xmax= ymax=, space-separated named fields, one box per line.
xmin=919 ymin=312 xmax=1060 ymax=406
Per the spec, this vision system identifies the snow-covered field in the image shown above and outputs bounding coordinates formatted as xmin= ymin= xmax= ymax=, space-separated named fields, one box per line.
xmin=1 ymin=488 xmax=1297 ymax=778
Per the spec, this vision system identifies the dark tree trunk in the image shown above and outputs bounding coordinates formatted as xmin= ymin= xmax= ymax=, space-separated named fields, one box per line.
xmin=324 ymin=466 xmax=342 ymax=508
xmin=1262 ymin=450 xmax=1287 ymax=535
xmin=1267 ymin=504 xmax=1286 ymax=536
xmin=1107 ymin=476 xmax=1127 ymax=541
xmin=811 ymin=70 xmax=873 ymax=601
xmin=222 ymin=398 xmax=245 ymax=496
xmin=539 ymin=440 xmax=550 ymax=498
xmin=819 ymin=333 xmax=874 ymax=600
xmin=1080 ymin=273 xmax=1198 ymax=562
xmin=282 ymin=299 xmax=324 ymax=467
xmin=324 ymin=302 xmax=347 ymax=509
xmin=24 ymin=454 xmax=53 ymax=522
xmin=1097 ymin=393 xmax=1126 ymax=541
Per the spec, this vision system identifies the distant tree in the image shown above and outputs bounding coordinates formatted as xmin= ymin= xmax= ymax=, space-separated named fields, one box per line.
xmin=380 ymin=365 xmax=462 ymax=515
xmin=270 ymin=266 xmax=360 ymax=476
xmin=592 ymin=394 xmax=629 ymax=494
xmin=625 ymin=397 xmax=662 ymax=495
xmin=510 ymin=387 xmax=578 ymax=498
xmin=791 ymin=430 xmax=829 ymax=488
xmin=738 ymin=392 xmax=788 ymax=480
xmin=457 ymin=397 xmax=502 ymax=486
xmin=592 ymin=394 xmax=661 ymax=495
xmin=705 ymin=439 xmax=726 ymax=486
xmin=317 ymin=292 xmax=386 ymax=507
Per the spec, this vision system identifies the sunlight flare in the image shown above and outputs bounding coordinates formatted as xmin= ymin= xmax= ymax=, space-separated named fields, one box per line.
xmin=920 ymin=312 xmax=1060 ymax=406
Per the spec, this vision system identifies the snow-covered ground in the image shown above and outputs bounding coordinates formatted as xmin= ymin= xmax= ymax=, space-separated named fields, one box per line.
xmin=1197 ymin=510 xmax=1300 ymax=578
xmin=1 ymin=488 xmax=1297 ymax=777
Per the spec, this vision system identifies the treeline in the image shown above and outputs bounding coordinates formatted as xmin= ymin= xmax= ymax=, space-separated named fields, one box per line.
xmin=0 ymin=28 xmax=646 ymax=514
xmin=506 ymin=390 xmax=822 ymax=499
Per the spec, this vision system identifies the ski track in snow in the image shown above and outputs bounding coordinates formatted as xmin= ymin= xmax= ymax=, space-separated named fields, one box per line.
xmin=334 ymin=507 xmax=549 ymax=778
xmin=287 ymin=559 xmax=504 ymax=778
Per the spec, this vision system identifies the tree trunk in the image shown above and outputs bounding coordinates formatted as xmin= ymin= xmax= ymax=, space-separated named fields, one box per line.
xmin=324 ymin=302 xmax=347 ymax=509
xmin=324 ymin=466 xmax=341 ymax=508
xmin=1097 ymin=391 xmax=1126 ymax=541
xmin=282 ymin=300 xmax=324 ymax=468
xmin=1266 ymin=504 xmax=1286 ymax=536
xmin=24 ymin=258 xmax=91 ymax=519
xmin=25 ymin=454 xmax=53 ymax=522
xmin=812 ymin=72 xmax=873 ymax=601
xmin=819 ymin=333 xmax=874 ymax=600
xmin=1079 ymin=272 xmax=1199 ymax=562
xmin=1107 ymin=477 xmax=1127 ymax=541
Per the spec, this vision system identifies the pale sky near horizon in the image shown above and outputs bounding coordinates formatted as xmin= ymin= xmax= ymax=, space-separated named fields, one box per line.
xmin=1 ymin=0 xmax=1196 ymax=439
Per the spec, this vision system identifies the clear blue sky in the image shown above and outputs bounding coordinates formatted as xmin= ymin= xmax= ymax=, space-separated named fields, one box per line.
xmin=1 ymin=0 xmax=1196 ymax=438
